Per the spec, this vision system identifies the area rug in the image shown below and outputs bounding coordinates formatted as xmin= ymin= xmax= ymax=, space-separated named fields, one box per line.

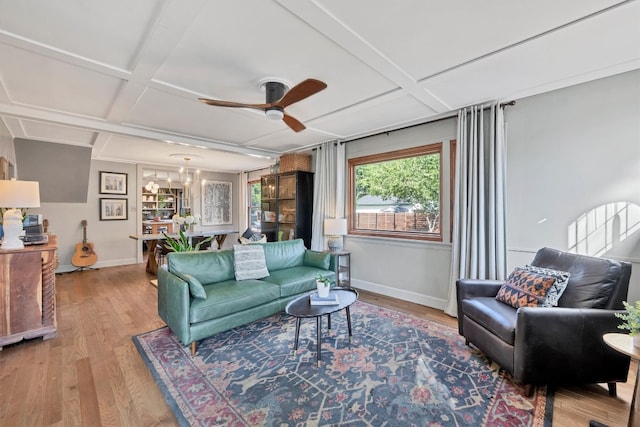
xmin=133 ymin=301 xmax=553 ymax=426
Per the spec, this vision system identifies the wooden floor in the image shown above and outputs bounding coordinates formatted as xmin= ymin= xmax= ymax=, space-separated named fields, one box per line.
xmin=0 ymin=262 xmax=632 ymax=426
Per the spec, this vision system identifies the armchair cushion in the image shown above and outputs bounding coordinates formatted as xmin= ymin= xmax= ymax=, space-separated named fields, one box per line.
xmin=462 ymin=297 xmax=517 ymax=345
xmin=495 ymin=267 xmax=556 ymax=308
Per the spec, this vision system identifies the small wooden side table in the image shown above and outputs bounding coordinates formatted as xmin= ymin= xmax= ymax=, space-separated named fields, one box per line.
xmin=603 ymin=333 xmax=638 ymax=427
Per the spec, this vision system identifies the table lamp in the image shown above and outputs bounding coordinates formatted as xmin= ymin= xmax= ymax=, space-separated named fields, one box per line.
xmin=324 ymin=218 xmax=347 ymax=252
xmin=0 ymin=179 xmax=41 ymax=250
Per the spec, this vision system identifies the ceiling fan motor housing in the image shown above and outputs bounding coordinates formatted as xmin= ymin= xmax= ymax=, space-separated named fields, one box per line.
xmin=264 ymin=81 xmax=286 ymax=103
xmin=265 ymin=81 xmax=286 ymax=120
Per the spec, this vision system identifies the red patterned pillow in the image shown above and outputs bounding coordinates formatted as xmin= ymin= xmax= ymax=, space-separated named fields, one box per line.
xmin=496 ymin=267 xmax=556 ymax=308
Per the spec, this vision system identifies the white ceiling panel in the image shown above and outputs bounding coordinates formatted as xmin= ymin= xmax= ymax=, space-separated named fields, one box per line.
xmin=319 ymin=0 xmax=627 ymax=80
xmin=0 ymin=0 xmax=163 ymax=70
xmin=423 ymin=1 xmax=640 ymax=108
xmin=0 ymin=1 xmax=637 ymax=172
xmin=313 ymin=92 xmax=439 ymax=138
xmin=0 ymin=43 xmax=122 ymax=118
xmin=98 ymin=134 xmax=271 ymax=173
xmin=21 ymin=120 xmax=96 ymax=146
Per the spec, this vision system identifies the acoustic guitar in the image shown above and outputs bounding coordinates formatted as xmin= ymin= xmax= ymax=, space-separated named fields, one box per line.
xmin=71 ymin=220 xmax=98 ymax=268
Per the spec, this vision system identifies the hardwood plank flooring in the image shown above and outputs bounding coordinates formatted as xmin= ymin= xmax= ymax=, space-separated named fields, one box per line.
xmin=0 ymin=263 xmax=631 ymax=426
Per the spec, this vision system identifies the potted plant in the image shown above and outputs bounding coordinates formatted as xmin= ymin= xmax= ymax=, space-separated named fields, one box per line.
xmin=316 ymin=273 xmax=331 ymax=298
xmin=615 ymin=300 xmax=640 ymax=347
xmin=163 ymin=230 xmax=212 ymax=252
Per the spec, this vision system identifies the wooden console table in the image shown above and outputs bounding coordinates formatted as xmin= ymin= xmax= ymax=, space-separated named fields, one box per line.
xmin=0 ymin=237 xmax=58 ymax=350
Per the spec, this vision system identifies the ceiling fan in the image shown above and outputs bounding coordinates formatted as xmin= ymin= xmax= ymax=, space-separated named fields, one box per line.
xmin=199 ymin=78 xmax=327 ymax=132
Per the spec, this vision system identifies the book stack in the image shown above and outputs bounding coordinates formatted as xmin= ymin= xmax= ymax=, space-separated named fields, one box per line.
xmin=310 ymin=292 xmax=339 ymax=306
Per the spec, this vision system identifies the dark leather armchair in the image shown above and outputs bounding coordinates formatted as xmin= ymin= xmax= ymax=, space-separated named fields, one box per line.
xmin=456 ymin=247 xmax=632 ymax=396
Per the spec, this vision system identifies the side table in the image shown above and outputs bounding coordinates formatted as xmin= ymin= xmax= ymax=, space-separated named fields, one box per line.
xmin=332 ymin=250 xmax=351 ymax=288
xmin=603 ymin=333 xmax=638 ymax=427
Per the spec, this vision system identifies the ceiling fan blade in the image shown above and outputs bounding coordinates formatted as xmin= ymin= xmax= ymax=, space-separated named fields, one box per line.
xmin=275 ymin=79 xmax=327 ymax=108
xmin=283 ymin=113 xmax=306 ymax=132
xmin=198 ymin=98 xmax=269 ymax=110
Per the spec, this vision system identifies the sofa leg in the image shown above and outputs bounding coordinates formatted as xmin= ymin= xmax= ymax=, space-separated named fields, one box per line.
xmin=465 ymin=339 xmax=469 ymax=346
xmin=524 ymin=384 xmax=535 ymax=397
xmin=607 ymin=382 xmax=617 ymax=397
xmin=191 ymin=341 xmax=197 ymax=356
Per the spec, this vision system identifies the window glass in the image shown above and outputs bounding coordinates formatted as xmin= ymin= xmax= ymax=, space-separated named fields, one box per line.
xmin=349 ymin=143 xmax=443 ymax=241
xmin=248 ymin=180 xmax=261 ymax=232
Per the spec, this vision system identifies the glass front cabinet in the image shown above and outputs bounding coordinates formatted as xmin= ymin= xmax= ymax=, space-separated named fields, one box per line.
xmin=261 ymin=171 xmax=314 ymax=248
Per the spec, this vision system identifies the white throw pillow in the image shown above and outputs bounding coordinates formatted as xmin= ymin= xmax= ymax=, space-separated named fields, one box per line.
xmin=233 ymin=244 xmax=269 ymax=280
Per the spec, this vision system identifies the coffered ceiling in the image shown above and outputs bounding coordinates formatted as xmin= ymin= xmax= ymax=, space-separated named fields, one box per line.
xmin=0 ymin=0 xmax=638 ymax=173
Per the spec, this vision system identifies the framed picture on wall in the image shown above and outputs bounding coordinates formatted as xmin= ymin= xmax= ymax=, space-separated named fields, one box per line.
xmin=201 ymin=181 xmax=232 ymax=225
xmin=100 ymin=198 xmax=128 ymax=220
xmin=99 ymin=171 xmax=128 ymax=195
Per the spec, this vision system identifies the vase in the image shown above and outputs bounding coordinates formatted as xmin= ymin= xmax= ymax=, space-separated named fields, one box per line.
xmin=633 ymin=334 xmax=640 ymax=348
xmin=316 ymin=281 xmax=330 ymax=298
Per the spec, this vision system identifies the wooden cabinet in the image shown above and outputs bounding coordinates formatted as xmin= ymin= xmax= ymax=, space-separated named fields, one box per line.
xmin=261 ymin=171 xmax=314 ymax=248
xmin=0 ymin=238 xmax=58 ymax=350
xmin=141 ymin=188 xmax=178 ymax=219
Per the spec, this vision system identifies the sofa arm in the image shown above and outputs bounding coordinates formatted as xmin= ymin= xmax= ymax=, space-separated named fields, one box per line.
xmin=157 ymin=265 xmax=192 ymax=345
xmin=514 ymin=307 xmax=630 ymax=385
xmin=456 ymin=279 xmax=504 ymax=333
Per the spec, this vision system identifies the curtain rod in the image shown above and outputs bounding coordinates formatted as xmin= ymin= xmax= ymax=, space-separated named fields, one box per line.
xmin=342 ymin=100 xmax=516 ymax=145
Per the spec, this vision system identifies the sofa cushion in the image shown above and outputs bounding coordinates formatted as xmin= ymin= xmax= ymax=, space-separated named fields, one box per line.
xmin=265 ymin=266 xmax=336 ymax=298
xmin=233 ymin=244 xmax=269 ymax=280
xmin=168 ymin=250 xmax=235 ymax=284
xmin=260 ymin=239 xmax=306 ymax=271
xmin=525 ymin=265 xmax=570 ymax=307
xmin=462 ymin=297 xmax=518 ymax=345
xmin=496 ymin=267 xmax=556 ymax=308
xmin=304 ymin=250 xmax=330 ymax=270
xmin=175 ymin=272 xmax=207 ymax=300
xmin=190 ymin=280 xmax=281 ymax=323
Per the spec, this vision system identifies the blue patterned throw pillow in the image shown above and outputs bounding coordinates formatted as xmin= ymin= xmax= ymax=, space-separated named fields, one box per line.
xmin=233 ymin=244 xmax=269 ymax=280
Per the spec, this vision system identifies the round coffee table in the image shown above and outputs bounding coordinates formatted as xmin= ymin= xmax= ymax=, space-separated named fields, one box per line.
xmin=285 ymin=287 xmax=358 ymax=366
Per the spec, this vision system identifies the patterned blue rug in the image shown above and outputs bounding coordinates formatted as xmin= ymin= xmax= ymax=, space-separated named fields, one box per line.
xmin=133 ymin=301 xmax=553 ymax=426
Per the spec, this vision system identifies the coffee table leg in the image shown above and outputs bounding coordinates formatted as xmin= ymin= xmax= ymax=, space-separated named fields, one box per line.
xmin=293 ymin=318 xmax=301 ymax=355
xmin=327 ymin=313 xmax=332 ymax=334
xmin=316 ymin=316 xmax=322 ymax=367
xmin=346 ymin=306 xmax=353 ymax=342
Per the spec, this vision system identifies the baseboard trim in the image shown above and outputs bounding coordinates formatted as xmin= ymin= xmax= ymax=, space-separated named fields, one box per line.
xmin=352 ymin=278 xmax=447 ymax=310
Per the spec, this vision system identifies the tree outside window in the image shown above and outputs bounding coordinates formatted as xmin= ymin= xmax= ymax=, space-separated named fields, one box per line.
xmin=349 ymin=143 xmax=443 ymax=241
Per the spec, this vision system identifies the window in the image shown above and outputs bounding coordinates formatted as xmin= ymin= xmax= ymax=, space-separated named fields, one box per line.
xmin=248 ymin=180 xmax=261 ymax=232
xmin=349 ymin=143 xmax=443 ymax=241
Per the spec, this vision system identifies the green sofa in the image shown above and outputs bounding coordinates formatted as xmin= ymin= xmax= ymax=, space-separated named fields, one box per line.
xmin=157 ymin=239 xmax=336 ymax=354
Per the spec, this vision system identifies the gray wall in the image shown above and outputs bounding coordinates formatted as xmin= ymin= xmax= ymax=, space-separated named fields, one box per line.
xmin=345 ymin=69 xmax=640 ymax=308
xmin=506 ymin=69 xmax=640 ymax=303
xmin=345 ymin=118 xmax=457 ymax=308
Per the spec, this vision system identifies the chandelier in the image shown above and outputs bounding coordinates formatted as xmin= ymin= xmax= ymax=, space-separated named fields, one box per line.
xmin=179 ymin=157 xmax=200 ymax=202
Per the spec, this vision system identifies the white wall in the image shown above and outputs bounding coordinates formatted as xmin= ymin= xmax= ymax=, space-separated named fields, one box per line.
xmin=506 ymin=69 xmax=640 ymax=302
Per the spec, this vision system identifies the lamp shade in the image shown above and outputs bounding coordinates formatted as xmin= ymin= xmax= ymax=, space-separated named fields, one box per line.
xmin=0 ymin=180 xmax=41 ymax=208
xmin=324 ymin=218 xmax=347 ymax=236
